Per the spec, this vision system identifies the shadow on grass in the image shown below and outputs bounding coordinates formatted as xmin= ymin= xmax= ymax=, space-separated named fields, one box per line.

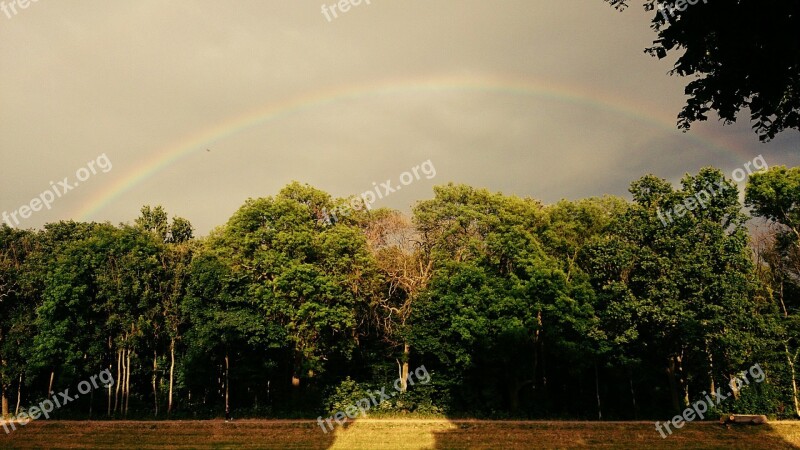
xmin=427 ymin=421 xmax=800 ymax=450
xmin=322 ymin=418 xmax=800 ymax=449
xmin=0 ymin=419 xmax=337 ymax=449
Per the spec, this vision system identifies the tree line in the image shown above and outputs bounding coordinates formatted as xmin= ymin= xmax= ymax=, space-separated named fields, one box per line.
xmin=2 ymin=165 xmax=800 ymax=420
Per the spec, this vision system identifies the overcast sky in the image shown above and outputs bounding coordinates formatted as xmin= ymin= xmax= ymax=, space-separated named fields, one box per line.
xmin=2 ymin=0 xmax=798 ymax=235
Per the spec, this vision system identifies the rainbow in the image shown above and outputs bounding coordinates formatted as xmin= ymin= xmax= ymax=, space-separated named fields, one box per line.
xmin=75 ymin=73 xmax=747 ymax=221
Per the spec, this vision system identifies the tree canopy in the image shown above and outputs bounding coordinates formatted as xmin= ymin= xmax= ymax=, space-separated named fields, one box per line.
xmin=0 ymin=170 xmax=798 ymax=421
xmin=606 ymin=0 xmax=800 ymax=141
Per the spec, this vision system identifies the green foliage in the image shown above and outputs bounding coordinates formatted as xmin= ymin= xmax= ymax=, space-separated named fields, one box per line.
xmin=728 ymin=381 xmax=783 ymax=417
xmin=2 ymin=173 xmax=800 ymax=420
xmin=323 ymin=377 xmax=371 ymax=415
xmin=605 ymin=0 xmax=800 ymax=141
xmin=322 ymin=377 xmax=445 ymax=417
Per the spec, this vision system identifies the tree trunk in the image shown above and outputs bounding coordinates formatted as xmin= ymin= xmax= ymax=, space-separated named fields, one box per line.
xmin=396 ymin=359 xmax=403 ymax=385
xmin=538 ymin=312 xmax=548 ymax=393
xmin=708 ymin=348 xmax=717 ymax=401
xmin=400 ymin=343 xmax=410 ymax=392
xmin=124 ymin=325 xmax=134 ymax=417
xmin=122 ymin=349 xmax=128 ymax=415
xmin=107 ymin=362 xmax=112 ymax=417
xmin=1 ymin=382 xmax=9 ymax=419
xmin=532 ymin=309 xmax=547 ymax=404
xmin=152 ymin=351 xmax=159 ymax=417
xmin=785 ymin=342 xmax=800 ymax=418
xmin=48 ymin=370 xmax=55 ymax=398
xmin=628 ymin=370 xmax=637 ymax=420
xmin=594 ymin=362 xmax=602 ymax=420
xmin=678 ymin=354 xmax=689 ymax=406
xmin=291 ymin=348 xmax=302 ymax=389
xmin=168 ymin=339 xmax=175 ymax=416
xmin=114 ymin=349 xmax=122 ymax=414
xmin=666 ymin=357 xmax=682 ymax=413
xmin=15 ymin=374 xmax=22 ymax=416
xmin=124 ymin=349 xmax=131 ymax=417
xmin=224 ymin=352 xmax=230 ymax=421
xmin=729 ymin=373 xmax=741 ymax=400
xmin=107 ymin=336 xmax=112 ymax=417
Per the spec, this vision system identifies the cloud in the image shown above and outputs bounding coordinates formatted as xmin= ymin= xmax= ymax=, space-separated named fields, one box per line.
xmin=1 ymin=0 xmax=797 ymax=233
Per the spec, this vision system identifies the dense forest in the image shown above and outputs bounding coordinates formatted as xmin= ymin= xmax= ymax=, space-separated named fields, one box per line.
xmin=2 ymin=165 xmax=800 ymax=422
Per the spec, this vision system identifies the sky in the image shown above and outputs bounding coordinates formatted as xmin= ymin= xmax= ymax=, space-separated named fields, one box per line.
xmin=1 ymin=0 xmax=799 ymax=236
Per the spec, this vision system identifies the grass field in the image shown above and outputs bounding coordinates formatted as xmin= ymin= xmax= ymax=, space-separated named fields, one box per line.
xmin=2 ymin=419 xmax=800 ymax=449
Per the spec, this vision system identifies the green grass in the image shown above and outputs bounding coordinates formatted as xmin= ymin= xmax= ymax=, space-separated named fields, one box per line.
xmin=2 ymin=419 xmax=800 ymax=449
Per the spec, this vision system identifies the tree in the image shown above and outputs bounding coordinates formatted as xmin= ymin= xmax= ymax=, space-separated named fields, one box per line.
xmin=747 ymin=166 xmax=800 ymax=416
xmin=134 ymin=206 xmax=194 ymax=415
xmin=597 ymin=169 xmax=764 ymax=414
xmin=365 ymin=210 xmax=433 ymax=392
xmin=0 ymin=226 xmax=36 ymax=419
xmin=218 ymin=183 xmax=376 ymax=396
xmin=544 ymin=197 xmax=632 ymax=419
xmin=747 ymin=167 xmax=800 ymax=243
xmin=183 ymin=244 xmax=269 ymax=419
xmin=411 ymin=184 xmax=598 ymax=414
xmin=160 ymin=239 xmax=193 ymax=416
xmin=4 ymin=175 xmax=799 ymax=421
xmin=605 ymin=0 xmax=800 ymax=141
